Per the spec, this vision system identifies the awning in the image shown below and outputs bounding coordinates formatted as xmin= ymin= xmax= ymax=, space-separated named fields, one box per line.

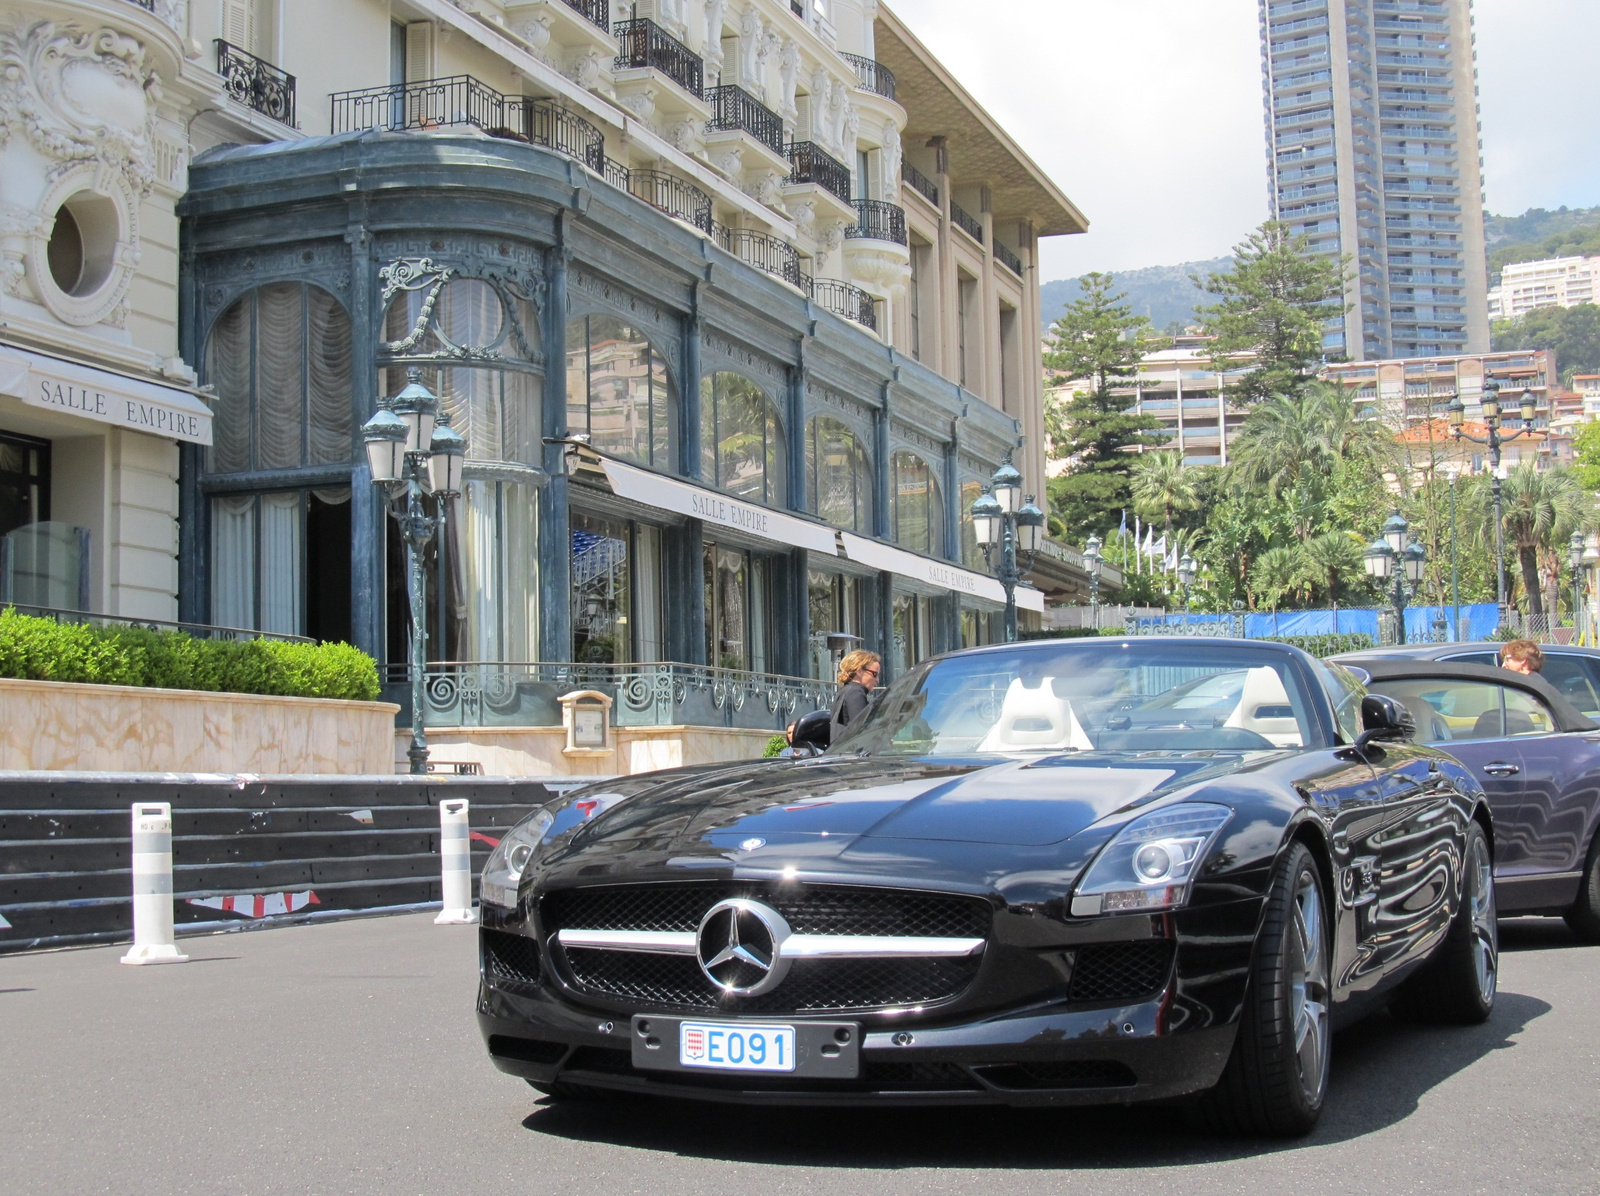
xmin=598 ymin=458 xmax=839 ymax=556
xmin=840 ymin=532 xmax=1045 ymax=612
xmin=0 ymin=344 xmax=213 ymax=446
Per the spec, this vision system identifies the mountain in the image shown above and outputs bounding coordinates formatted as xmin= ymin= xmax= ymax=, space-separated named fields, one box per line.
xmin=1039 ymin=257 xmax=1231 ymax=337
xmin=1484 ymin=206 xmax=1600 ymax=284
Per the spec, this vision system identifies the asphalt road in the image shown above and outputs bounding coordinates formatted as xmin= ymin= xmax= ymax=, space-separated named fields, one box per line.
xmin=2 ymin=913 xmax=1596 ymax=1196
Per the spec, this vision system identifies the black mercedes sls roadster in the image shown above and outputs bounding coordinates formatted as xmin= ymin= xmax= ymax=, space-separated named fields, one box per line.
xmin=476 ymin=637 xmax=1498 ymax=1135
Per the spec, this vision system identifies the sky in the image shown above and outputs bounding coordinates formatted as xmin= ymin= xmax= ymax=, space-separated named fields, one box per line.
xmin=886 ymin=0 xmax=1600 ymax=283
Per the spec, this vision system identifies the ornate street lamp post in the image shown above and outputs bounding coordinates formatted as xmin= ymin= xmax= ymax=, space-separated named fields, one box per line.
xmin=1363 ymin=509 xmax=1427 ymax=646
xmin=1449 ymin=379 xmax=1542 ymax=615
xmin=361 ymin=369 xmax=467 ymax=775
xmin=1083 ymin=534 xmax=1103 ymax=630
xmin=969 ymin=455 xmax=1043 ymax=642
xmin=1176 ymin=551 xmax=1197 ymax=615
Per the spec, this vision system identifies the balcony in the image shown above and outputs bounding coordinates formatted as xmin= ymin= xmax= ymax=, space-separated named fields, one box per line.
xmin=625 ymin=168 xmax=713 ymax=233
xmin=613 ymin=18 xmax=703 ymax=100
xmin=901 ymin=161 xmax=938 ymax=207
xmin=215 ymin=40 xmax=297 ymax=127
xmin=847 ymin=199 xmax=906 ymax=246
xmin=505 ymin=98 xmax=605 ymax=172
xmin=714 ymin=224 xmax=802 ymax=288
xmin=785 ymin=141 xmax=850 ymax=203
xmin=705 ymin=84 xmax=784 ymax=156
xmin=809 ymin=278 xmax=878 ymax=333
xmin=994 ymin=241 xmax=1023 ymax=277
xmin=559 ymin=0 xmax=610 ymax=31
xmin=951 ymin=200 xmax=983 ymax=244
xmin=839 ymin=52 xmax=897 ymax=102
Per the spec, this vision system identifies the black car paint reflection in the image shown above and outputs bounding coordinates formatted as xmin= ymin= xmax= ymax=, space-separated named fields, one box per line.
xmin=477 ymin=638 xmax=1488 ymax=1110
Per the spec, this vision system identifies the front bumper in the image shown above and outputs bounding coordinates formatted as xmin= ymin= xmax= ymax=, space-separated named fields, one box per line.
xmin=475 ymin=890 xmax=1261 ymax=1107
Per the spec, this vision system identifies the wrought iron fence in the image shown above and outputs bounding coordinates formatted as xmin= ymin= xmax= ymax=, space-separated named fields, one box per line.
xmin=1 ymin=602 xmax=314 ymax=644
xmin=715 ymin=225 xmax=803 ymax=287
xmin=902 ymin=161 xmax=939 ymax=207
xmin=809 ymin=278 xmax=878 ymax=332
xmin=627 ymin=168 xmax=714 ymax=233
xmin=786 ymin=141 xmax=851 ymax=203
xmin=330 ymin=75 xmax=502 ymax=133
xmin=613 ymin=18 xmax=704 ymax=99
xmin=508 ymin=97 xmax=605 ymax=171
xmin=846 ymin=199 xmax=907 ymax=246
xmin=561 ymin=0 xmax=611 ymax=32
xmin=603 ymin=155 xmax=630 ymax=190
xmin=705 ymin=84 xmax=785 ymax=155
xmin=994 ymin=240 xmax=1024 ymax=276
xmin=123 ymin=0 xmax=155 ymax=9
xmin=951 ymin=200 xmax=984 ymax=243
xmin=215 ymin=40 xmax=297 ymax=127
xmin=839 ymin=52 xmax=897 ymax=101
xmin=381 ymin=661 xmax=836 ymax=731
xmin=1123 ymin=612 xmax=1247 ymax=638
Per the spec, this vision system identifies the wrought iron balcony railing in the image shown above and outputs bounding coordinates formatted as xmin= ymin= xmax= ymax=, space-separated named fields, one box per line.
xmin=846 ymin=198 xmax=907 ymax=246
xmin=714 ymin=224 xmax=803 ymax=287
xmin=951 ymin=200 xmax=983 ymax=243
xmin=994 ymin=240 xmax=1023 ymax=276
xmin=561 ymin=0 xmax=611 ymax=32
xmin=380 ymin=660 xmax=836 ymax=731
xmin=839 ymin=52 xmax=897 ymax=102
xmin=901 ymin=161 xmax=939 ymax=207
xmin=505 ymin=97 xmax=605 ymax=171
xmin=603 ymin=155 xmax=631 ymax=190
xmin=331 ymin=75 xmax=502 ymax=134
xmin=613 ymin=18 xmax=704 ymax=100
xmin=215 ymin=39 xmax=297 ymax=127
xmin=627 ymin=168 xmax=714 ymax=233
xmin=809 ymin=277 xmax=879 ymax=333
xmin=785 ymin=141 xmax=851 ymax=203
xmin=123 ymin=0 xmax=155 ymax=9
xmin=705 ymin=84 xmax=784 ymax=156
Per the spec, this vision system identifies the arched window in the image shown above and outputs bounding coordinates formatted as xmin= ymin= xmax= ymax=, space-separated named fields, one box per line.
xmin=701 ymin=372 xmax=786 ymax=505
xmin=567 ymin=314 xmax=674 ymax=470
xmin=890 ymin=450 xmax=943 ymax=556
xmin=206 ymin=282 xmax=353 ymax=473
xmin=803 ymin=416 xmax=874 ymax=532
xmin=382 ymin=277 xmax=541 ymax=465
xmin=959 ymin=478 xmax=984 ymax=569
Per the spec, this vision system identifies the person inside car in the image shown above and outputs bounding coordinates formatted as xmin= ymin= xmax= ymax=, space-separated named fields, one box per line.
xmin=1500 ymin=639 xmax=1544 ymax=676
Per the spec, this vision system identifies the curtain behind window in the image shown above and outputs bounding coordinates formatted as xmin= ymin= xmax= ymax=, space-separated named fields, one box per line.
xmin=258 ymin=493 xmax=302 ymax=635
xmin=210 ymin=495 xmax=254 ymax=628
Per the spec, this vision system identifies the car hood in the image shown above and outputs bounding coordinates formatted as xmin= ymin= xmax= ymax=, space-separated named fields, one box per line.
xmin=529 ymin=750 xmax=1280 ymax=905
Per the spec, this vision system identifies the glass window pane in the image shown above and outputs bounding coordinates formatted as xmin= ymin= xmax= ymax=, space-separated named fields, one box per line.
xmin=210 ymin=494 xmax=255 ymax=627
xmin=1367 ymin=678 xmax=1505 ymax=743
xmin=766 ymin=405 xmax=787 ymax=508
xmin=750 ymin=555 xmax=769 ymax=674
xmin=634 ymin=523 xmax=663 ymax=661
xmin=255 ymin=283 xmax=304 ymax=470
xmin=384 ymin=287 xmax=444 ymax=354
xmin=712 ymin=545 xmax=748 ymax=671
xmin=717 ymin=375 xmax=766 ymax=502
xmin=1503 ymin=688 xmax=1556 ymax=736
xmin=960 ymin=480 xmax=983 ymax=568
xmin=435 ymin=278 xmax=503 ymax=349
xmin=571 ymin=512 xmax=631 ymax=663
xmin=258 ymin=492 xmax=302 ymax=635
xmin=306 ymin=288 xmax=353 ymax=466
xmin=205 ymin=296 xmax=252 ymax=473
xmin=808 ymin=570 xmax=836 ymax=680
xmin=565 ymin=314 xmax=590 ymax=438
xmin=1538 ymin=655 xmax=1600 ymax=718
xmin=453 ymin=480 xmax=538 ymax=661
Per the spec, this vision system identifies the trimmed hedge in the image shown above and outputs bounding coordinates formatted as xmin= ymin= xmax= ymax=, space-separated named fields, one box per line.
xmin=1259 ymin=633 xmax=1375 ymax=658
xmin=0 ymin=608 xmax=380 ymax=701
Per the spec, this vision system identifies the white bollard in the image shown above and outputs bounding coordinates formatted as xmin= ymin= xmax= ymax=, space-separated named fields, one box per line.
xmin=120 ymin=802 xmax=189 ymax=965
xmin=434 ymin=798 xmax=476 ymax=924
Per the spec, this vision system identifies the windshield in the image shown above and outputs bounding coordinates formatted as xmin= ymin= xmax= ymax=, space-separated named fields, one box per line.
xmin=833 ymin=642 xmax=1318 ymax=756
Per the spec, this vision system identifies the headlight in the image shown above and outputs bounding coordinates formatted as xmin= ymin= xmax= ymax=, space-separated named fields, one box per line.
xmin=480 ymin=808 xmax=554 ymax=909
xmin=1070 ymin=803 xmax=1231 ymax=917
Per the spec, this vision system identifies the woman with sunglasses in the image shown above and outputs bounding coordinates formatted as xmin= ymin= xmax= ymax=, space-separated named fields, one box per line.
xmin=829 ymin=649 xmax=882 ymax=746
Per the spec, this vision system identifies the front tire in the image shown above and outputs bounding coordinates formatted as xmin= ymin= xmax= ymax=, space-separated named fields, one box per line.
xmin=1563 ymin=831 xmax=1600 ymax=943
xmin=1391 ymin=819 xmax=1497 ymax=1024
xmin=1198 ymin=841 xmax=1330 ymax=1137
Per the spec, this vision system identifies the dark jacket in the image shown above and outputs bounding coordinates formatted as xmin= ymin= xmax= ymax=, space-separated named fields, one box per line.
xmin=830 ymin=680 xmax=872 ymax=745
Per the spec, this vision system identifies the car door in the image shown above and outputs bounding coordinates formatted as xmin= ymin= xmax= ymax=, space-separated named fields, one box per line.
xmin=1500 ymin=686 xmax=1600 ymax=892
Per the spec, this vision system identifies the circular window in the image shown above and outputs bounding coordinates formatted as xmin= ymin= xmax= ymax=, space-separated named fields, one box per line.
xmin=45 ymin=193 xmax=118 ymax=298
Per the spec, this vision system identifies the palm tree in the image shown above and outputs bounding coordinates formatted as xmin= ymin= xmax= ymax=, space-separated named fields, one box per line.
xmin=1300 ymin=530 xmax=1364 ymax=635
xmin=1130 ymin=450 xmax=1200 ymax=540
xmin=1251 ymin=545 xmax=1304 ymax=636
xmin=1483 ymin=463 xmax=1588 ymax=618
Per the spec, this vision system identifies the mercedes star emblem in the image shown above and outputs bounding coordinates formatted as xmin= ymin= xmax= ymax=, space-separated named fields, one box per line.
xmin=695 ymin=898 xmax=793 ymax=996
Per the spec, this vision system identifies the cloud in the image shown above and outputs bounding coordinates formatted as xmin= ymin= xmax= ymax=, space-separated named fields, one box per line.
xmin=887 ymin=0 xmax=1600 ymax=282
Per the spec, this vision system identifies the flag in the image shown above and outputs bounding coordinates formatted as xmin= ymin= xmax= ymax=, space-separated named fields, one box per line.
xmin=1117 ymin=509 xmax=1128 ymax=541
xmin=1150 ymin=534 xmax=1167 ymax=560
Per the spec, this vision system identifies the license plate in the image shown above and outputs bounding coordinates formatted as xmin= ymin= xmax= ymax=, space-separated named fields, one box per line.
xmin=679 ymin=1020 xmax=795 ymax=1072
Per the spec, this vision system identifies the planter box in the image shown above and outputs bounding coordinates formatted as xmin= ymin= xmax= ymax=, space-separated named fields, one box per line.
xmin=408 ymin=724 xmax=778 ymax=777
xmin=0 ymin=677 xmax=399 ymax=774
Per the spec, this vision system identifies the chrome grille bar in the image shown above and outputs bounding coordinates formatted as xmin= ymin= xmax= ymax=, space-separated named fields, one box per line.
xmin=556 ymin=928 xmax=984 ymax=958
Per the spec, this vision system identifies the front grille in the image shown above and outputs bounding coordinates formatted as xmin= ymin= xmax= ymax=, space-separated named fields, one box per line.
xmin=1067 ymin=941 xmax=1175 ymax=1004
xmin=542 ymin=883 xmax=991 ymax=1014
xmin=487 ymin=1035 xmax=567 ymax=1065
xmin=482 ymin=928 xmax=543 ymax=989
xmin=974 ymin=1060 xmax=1137 ymax=1090
xmin=562 ymin=948 xmax=982 ymax=1012
xmin=542 ymin=883 xmax=991 ymax=939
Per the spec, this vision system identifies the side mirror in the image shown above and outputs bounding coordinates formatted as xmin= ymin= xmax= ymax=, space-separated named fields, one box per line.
xmin=1354 ymin=693 xmax=1415 ymax=753
xmin=790 ymin=708 xmax=832 ymax=753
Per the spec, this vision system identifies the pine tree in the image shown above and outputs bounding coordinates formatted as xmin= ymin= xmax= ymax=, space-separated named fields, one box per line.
xmin=1195 ymin=221 xmax=1349 ymax=406
xmin=1043 ymin=273 xmax=1166 ymax=542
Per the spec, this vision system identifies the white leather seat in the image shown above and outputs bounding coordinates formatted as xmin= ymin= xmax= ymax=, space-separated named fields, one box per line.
xmin=976 ymin=678 xmax=1095 ymax=752
xmin=1223 ymin=666 xmax=1303 ymax=747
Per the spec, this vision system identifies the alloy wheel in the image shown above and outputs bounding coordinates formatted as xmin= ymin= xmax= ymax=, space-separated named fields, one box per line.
xmin=1467 ymin=831 xmax=1498 ymax=1003
xmin=1288 ymin=866 xmax=1330 ymax=1106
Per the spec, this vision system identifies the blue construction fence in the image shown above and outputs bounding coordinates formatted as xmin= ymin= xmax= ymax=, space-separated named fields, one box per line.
xmin=1133 ymin=602 xmax=1502 ymax=642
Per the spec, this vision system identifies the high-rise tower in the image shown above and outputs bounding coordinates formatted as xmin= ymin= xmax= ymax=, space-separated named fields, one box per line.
xmin=1259 ymin=0 xmax=1489 ymax=360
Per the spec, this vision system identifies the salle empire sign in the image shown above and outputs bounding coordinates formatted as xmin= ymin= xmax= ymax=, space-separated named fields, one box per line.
xmin=688 ymin=490 xmax=772 ymax=535
xmin=27 ymin=376 xmax=210 ymax=445
xmin=925 ymin=561 xmax=981 ymax=594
